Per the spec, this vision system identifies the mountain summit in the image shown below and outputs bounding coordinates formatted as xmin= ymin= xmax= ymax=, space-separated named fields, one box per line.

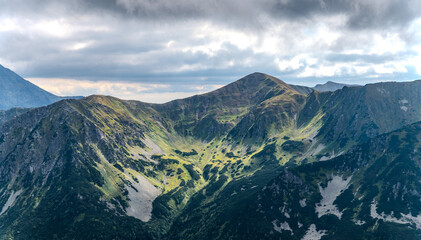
xmin=0 ymin=65 xmax=79 ymax=110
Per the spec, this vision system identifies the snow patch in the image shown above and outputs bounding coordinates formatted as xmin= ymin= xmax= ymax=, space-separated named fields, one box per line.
xmin=272 ymin=220 xmax=293 ymax=235
xmin=354 ymin=219 xmax=366 ymax=225
xmin=376 ymin=87 xmax=389 ymax=96
xmin=315 ymin=175 xmax=352 ymax=219
xmin=299 ymin=199 xmax=307 ymax=207
xmin=370 ymin=201 xmax=421 ymax=229
xmin=0 ymin=189 xmax=23 ymax=215
xmin=125 ymin=174 xmax=161 ymax=222
xmin=301 ymin=224 xmax=326 ymax=240
xmin=399 ymin=99 xmax=409 ymax=111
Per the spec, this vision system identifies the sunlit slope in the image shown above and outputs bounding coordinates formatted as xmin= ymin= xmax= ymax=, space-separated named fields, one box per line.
xmin=0 ymin=73 xmax=311 ymax=238
xmin=167 ymin=121 xmax=421 ymax=239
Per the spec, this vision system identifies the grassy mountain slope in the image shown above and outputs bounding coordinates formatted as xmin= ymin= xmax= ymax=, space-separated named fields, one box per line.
xmin=154 ymin=72 xmax=305 ymax=142
xmin=299 ymin=81 xmax=421 ymax=160
xmin=1 ymin=73 xmax=421 ymax=239
xmin=167 ymin=121 xmax=421 ymax=239
xmin=0 ymin=73 xmax=311 ymax=238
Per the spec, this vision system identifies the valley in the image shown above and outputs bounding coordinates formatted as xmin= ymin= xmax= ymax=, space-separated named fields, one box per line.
xmin=0 ymin=72 xmax=421 ymax=239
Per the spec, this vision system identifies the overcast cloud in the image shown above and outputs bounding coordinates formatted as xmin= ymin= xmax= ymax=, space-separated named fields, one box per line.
xmin=0 ymin=0 xmax=420 ymax=102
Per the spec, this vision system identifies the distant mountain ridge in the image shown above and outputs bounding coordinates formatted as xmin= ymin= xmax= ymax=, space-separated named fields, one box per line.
xmin=313 ymin=81 xmax=360 ymax=92
xmin=0 ymin=65 xmax=81 ymax=110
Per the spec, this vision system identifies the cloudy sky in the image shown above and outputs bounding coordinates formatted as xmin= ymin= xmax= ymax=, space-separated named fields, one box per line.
xmin=0 ymin=0 xmax=420 ymax=103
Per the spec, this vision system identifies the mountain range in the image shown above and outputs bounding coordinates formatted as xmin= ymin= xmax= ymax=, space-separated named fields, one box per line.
xmin=0 ymin=69 xmax=420 ymax=239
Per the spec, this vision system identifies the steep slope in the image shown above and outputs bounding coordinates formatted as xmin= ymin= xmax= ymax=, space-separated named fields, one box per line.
xmin=0 ymin=73 xmax=310 ymax=239
xmin=299 ymin=80 xmax=421 ymax=160
xmin=168 ymin=121 xmax=421 ymax=239
xmin=0 ymin=65 xmax=81 ymax=110
xmin=1 ymin=72 xmax=421 ymax=239
xmin=313 ymin=81 xmax=360 ymax=92
xmin=155 ymin=72 xmax=306 ymax=142
xmin=0 ymin=96 xmax=210 ymax=239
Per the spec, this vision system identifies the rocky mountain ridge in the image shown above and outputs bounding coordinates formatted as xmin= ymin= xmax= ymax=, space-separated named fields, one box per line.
xmin=0 ymin=72 xmax=420 ymax=239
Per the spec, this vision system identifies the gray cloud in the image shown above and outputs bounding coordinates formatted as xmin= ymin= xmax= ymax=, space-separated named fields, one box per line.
xmin=110 ymin=0 xmax=421 ymax=31
xmin=0 ymin=0 xmax=420 ymax=103
xmin=2 ymin=0 xmax=420 ymax=30
xmin=346 ymin=0 xmax=421 ymax=29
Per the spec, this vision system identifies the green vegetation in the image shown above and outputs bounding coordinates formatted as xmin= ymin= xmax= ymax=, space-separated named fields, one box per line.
xmin=1 ymin=74 xmax=421 ymax=239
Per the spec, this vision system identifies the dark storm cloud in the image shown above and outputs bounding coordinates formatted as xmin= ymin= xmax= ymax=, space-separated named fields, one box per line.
xmin=346 ymin=0 xmax=421 ymax=29
xmin=0 ymin=0 xmax=420 ymax=102
xmin=109 ymin=0 xmax=421 ymax=30
xmin=19 ymin=41 xmax=279 ymax=85
xmin=1 ymin=0 xmax=420 ymax=30
xmin=270 ymin=0 xmax=421 ymax=29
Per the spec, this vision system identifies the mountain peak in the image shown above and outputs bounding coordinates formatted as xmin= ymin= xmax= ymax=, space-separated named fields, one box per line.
xmin=238 ymin=72 xmax=288 ymax=86
xmin=245 ymin=72 xmax=266 ymax=77
xmin=213 ymin=73 xmax=294 ymax=99
xmin=196 ymin=72 xmax=298 ymax=104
